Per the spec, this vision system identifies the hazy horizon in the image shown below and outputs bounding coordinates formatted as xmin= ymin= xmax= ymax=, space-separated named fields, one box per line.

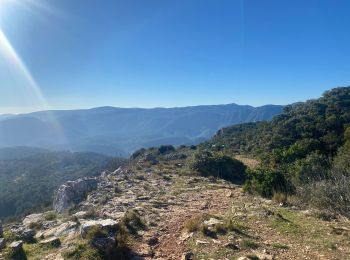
xmin=0 ymin=101 xmax=288 ymax=116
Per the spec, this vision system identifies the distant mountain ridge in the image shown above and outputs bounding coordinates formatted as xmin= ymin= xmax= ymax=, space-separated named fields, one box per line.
xmin=0 ymin=103 xmax=283 ymax=156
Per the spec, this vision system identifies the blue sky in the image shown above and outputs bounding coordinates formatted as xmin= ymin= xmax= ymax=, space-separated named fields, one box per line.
xmin=0 ymin=0 xmax=349 ymax=113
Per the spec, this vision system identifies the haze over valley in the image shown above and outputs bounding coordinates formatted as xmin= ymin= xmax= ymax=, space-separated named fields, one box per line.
xmin=0 ymin=104 xmax=283 ymax=156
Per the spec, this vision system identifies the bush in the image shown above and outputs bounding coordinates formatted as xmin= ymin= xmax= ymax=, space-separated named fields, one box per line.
xmin=122 ymin=210 xmax=145 ymax=234
xmin=62 ymin=241 xmax=102 ymax=260
xmin=184 ymin=216 xmax=203 ymax=232
xmin=86 ymin=226 xmax=109 ymax=240
xmin=299 ymin=174 xmax=350 ymax=218
xmin=287 ymin=152 xmax=330 ymax=185
xmin=158 ymin=145 xmax=175 ymax=155
xmin=44 ymin=212 xmax=57 ymax=221
xmin=190 ymin=151 xmax=247 ymax=183
xmin=273 ymin=192 xmax=288 ymax=204
xmin=243 ymin=168 xmax=291 ymax=198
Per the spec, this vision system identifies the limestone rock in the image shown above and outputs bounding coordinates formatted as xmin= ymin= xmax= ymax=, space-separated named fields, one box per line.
xmin=38 ymin=221 xmax=77 ymax=239
xmin=73 ymin=211 xmax=88 ymax=219
xmin=255 ymin=253 xmax=275 ymax=260
xmin=53 ymin=177 xmax=99 ymax=213
xmin=10 ymin=225 xmax=35 ymax=242
xmin=203 ymin=218 xmax=222 ymax=228
xmin=8 ymin=240 xmax=23 ymax=251
xmin=23 ymin=213 xmax=44 ymax=227
xmin=39 ymin=237 xmax=61 ymax=248
xmin=80 ymin=219 xmax=118 ymax=238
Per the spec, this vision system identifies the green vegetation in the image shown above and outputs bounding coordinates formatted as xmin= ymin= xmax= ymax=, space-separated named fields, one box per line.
xmin=184 ymin=215 xmax=203 ymax=233
xmin=0 ymin=151 xmax=125 ymax=221
xmin=43 ymin=212 xmax=57 ymax=221
xmin=206 ymin=87 xmax=350 ymax=216
xmin=122 ymin=209 xmax=146 ymax=234
xmin=241 ymin=239 xmax=259 ymax=249
xmin=62 ymin=240 xmax=102 ymax=260
xmin=190 ymin=151 xmax=246 ymax=183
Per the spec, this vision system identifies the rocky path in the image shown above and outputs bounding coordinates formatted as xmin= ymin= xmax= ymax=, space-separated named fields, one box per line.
xmin=3 ymin=154 xmax=350 ymax=260
xmin=151 ymin=188 xmax=232 ymax=259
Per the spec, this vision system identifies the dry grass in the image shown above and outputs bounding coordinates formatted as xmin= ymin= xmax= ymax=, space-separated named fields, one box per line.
xmin=234 ymin=155 xmax=259 ymax=169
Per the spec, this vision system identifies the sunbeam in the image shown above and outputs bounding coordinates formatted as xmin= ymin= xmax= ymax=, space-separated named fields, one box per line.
xmin=0 ymin=29 xmax=49 ymax=110
xmin=0 ymin=23 xmax=68 ymax=146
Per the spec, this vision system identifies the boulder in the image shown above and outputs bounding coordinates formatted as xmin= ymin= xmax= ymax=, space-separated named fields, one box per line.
xmin=80 ymin=219 xmax=118 ymax=238
xmin=23 ymin=213 xmax=44 ymax=228
xmin=37 ymin=221 xmax=77 ymax=239
xmin=0 ymin=221 xmax=3 ymax=237
xmin=39 ymin=237 xmax=61 ymax=248
xmin=0 ymin=238 xmax=5 ymax=251
xmin=10 ymin=226 xmax=35 ymax=243
xmin=8 ymin=240 xmax=23 ymax=251
xmin=53 ymin=177 xmax=99 ymax=213
xmin=203 ymin=218 xmax=223 ymax=227
xmin=73 ymin=211 xmax=88 ymax=219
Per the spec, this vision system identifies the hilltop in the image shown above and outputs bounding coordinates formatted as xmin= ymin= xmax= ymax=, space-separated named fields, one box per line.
xmin=1 ymin=87 xmax=350 ymax=259
xmin=0 ymin=146 xmax=349 ymax=260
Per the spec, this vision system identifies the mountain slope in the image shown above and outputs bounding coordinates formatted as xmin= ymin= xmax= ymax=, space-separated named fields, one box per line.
xmin=2 ymin=147 xmax=350 ymax=260
xmin=0 ymin=146 xmax=49 ymax=160
xmin=208 ymin=87 xmax=350 ymax=158
xmin=0 ymin=151 xmax=124 ymax=220
xmin=0 ymin=104 xmax=283 ymax=156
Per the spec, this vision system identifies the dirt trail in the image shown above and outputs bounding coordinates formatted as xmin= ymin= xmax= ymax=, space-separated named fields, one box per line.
xmin=152 ymin=189 xmax=231 ymax=259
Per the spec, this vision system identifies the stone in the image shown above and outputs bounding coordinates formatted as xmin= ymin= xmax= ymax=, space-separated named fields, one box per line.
xmin=0 ymin=238 xmax=5 ymax=251
xmin=73 ymin=211 xmax=88 ymax=219
xmin=23 ymin=213 xmax=44 ymax=227
xmin=39 ymin=221 xmax=77 ymax=239
xmin=80 ymin=219 xmax=118 ymax=238
xmin=203 ymin=218 xmax=223 ymax=227
xmin=8 ymin=240 xmax=23 ymax=251
xmin=255 ymin=253 xmax=275 ymax=260
xmin=53 ymin=177 xmax=99 ymax=213
xmin=10 ymin=226 xmax=35 ymax=243
xmin=39 ymin=237 xmax=61 ymax=248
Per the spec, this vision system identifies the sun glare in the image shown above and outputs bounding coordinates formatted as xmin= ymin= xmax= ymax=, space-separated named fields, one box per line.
xmin=0 ymin=0 xmax=68 ymax=144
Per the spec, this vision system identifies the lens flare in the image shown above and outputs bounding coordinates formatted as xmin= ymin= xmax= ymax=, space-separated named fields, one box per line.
xmin=0 ymin=1 xmax=68 ymax=147
xmin=0 ymin=29 xmax=48 ymax=110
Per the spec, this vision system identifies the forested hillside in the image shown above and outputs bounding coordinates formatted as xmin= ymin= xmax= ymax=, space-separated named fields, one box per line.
xmin=0 ymin=151 xmax=125 ymax=220
xmin=209 ymin=87 xmax=350 ymax=157
xmin=0 ymin=104 xmax=283 ymax=156
xmin=206 ymin=87 xmax=350 ymax=216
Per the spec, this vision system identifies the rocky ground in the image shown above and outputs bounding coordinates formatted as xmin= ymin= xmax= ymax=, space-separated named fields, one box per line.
xmin=1 ymin=148 xmax=350 ymax=259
